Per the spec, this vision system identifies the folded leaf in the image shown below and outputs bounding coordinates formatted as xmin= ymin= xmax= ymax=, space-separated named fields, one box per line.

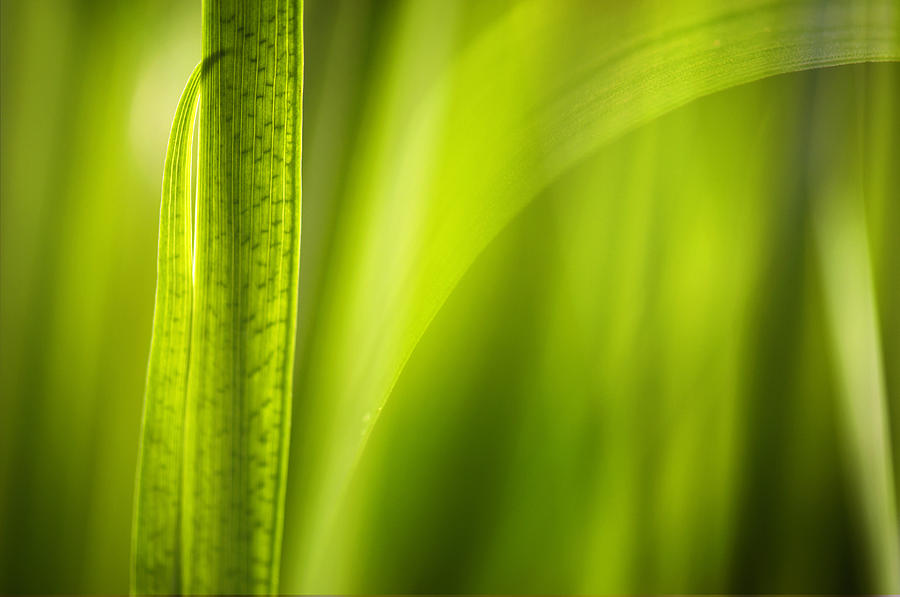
xmin=132 ymin=62 xmax=201 ymax=596
xmin=133 ymin=0 xmax=303 ymax=594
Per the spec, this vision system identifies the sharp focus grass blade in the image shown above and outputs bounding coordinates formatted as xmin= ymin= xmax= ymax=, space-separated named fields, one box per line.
xmin=180 ymin=0 xmax=303 ymax=594
xmin=132 ymin=0 xmax=303 ymax=594
xmin=132 ymin=62 xmax=201 ymax=596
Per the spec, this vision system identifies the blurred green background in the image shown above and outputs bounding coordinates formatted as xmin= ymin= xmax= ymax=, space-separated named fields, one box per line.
xmin=1 ymin=0 xmax=898 ymax=594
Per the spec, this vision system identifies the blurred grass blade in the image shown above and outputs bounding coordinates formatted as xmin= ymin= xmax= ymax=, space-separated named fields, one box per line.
xmin=289 ymin=0 xmax=900 ymax=585
xmin=132 ymin=0 xmax=303 ymax=594
xmin=132 ymin=61 xmax=201 ymax=596
xmin=810 ymin=68 xmax=900 ymax=592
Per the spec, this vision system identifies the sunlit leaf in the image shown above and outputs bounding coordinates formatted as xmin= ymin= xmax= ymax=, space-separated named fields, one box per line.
xmin=132 ymin=0 xmax=303 ymax=593
xmin=131 ymin=61 xmax=200 ymax=596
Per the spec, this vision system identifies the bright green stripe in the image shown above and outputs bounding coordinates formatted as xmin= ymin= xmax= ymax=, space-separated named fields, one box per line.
xmin=132 ymin=62 xmax=201 ymax=596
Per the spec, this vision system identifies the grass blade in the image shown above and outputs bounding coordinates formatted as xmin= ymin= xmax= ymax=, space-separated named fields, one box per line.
xmin=132 ymin=0 xmax=303 ymax=594
xmin=180 ymin=1 xmax=302 ymax=593
xmin=810 ymin=67 xmax=900 ymax=592
xmin=131 ymin=62 xmax=201 ymax=596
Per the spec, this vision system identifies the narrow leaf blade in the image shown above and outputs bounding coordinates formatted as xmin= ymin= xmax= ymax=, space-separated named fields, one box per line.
xmin=132 ymin=61 xmax=202 ymax=596
xmin=180 ymin=0 xmax=303 ymax=593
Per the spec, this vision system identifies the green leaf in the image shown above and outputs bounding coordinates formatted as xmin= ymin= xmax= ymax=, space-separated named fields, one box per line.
xmin=132 ymin=0 xmax=303 ymax=594
xmin=131 ymin=61 xmax=201 ymax=596
xmin=287 ymin=0 xmax=899 ymax=587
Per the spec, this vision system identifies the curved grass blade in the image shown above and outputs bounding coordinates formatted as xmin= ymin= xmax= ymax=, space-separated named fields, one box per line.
xmin=131 ymin=62 xmax=202 ymax=596
xmin=287 ymin=0 xmax=900 ymax=586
